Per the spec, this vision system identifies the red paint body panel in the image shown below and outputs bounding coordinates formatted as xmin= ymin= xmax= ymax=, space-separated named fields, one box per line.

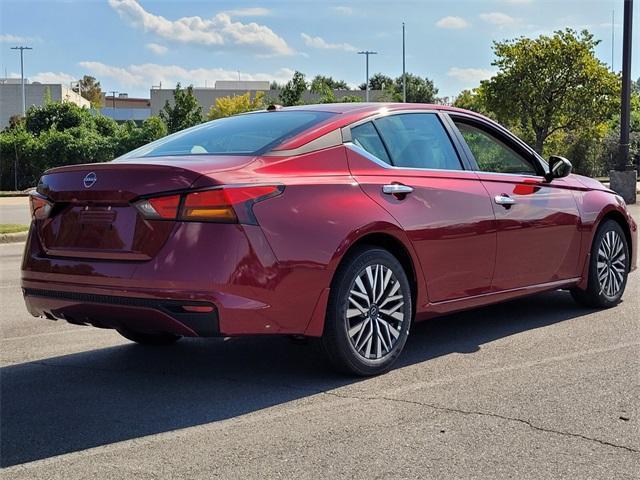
xmin=476 ymin=174 xmax=582 ymax=290
xmin=21 ymin=103 xmax=638 ymax=338
xmin=347 ymin=147 xmax=497 ymax=303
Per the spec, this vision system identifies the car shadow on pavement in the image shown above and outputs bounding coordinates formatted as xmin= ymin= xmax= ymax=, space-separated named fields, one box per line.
xmin=0 ymin=289 xmax=597 ymax=467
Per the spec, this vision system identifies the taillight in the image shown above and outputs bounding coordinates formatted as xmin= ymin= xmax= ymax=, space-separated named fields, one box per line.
xmin=134 ymin=195 xmax=181 ymax=219
xmin=134 ymin=185 xmax=282 ymax=224
xmin=29 ymin=193 xmax=53 ymax=220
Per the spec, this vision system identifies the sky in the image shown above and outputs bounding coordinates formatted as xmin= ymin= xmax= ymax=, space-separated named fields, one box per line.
xmin=0 ymin=0 xmax=639 ymax=100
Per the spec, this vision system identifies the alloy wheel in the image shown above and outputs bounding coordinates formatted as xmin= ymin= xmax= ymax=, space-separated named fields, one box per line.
xmin=597 ymin=230 xmax=627 ymax=297
xmin=346 ymin=264 xmax=406 ymax=360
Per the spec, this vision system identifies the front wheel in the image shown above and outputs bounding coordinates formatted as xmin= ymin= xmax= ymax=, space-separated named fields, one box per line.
xmin=322 ymin=247 xmax=413 ymax=376
xmin=571 ymin=219 xmax=629 ymax=308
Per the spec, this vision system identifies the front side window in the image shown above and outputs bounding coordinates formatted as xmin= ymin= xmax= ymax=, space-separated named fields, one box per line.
xmin=454 ymin=121 xmax=537 ymax=175
xmin=118 ymin=111 xmax=335 ymax=159
xmin=374 ymin=113 xmax=463 ymax=170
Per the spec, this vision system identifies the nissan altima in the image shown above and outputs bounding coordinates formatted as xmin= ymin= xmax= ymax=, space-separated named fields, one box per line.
xmin=22 ymin=103 xmax=637 ymax=375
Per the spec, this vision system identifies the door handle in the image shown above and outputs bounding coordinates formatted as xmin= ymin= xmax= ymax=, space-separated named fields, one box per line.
xmin=382 ymin=184 xmax=414 ymax=195
xmin=494 ymin=194 xmax=516 ymax=207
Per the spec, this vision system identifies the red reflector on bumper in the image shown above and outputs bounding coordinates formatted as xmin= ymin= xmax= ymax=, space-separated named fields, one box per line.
xmin=182 ymin=305 xmax=215 ymax=313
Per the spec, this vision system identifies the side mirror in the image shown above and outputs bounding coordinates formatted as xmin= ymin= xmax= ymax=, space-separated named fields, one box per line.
xmin=546 ymin=156 xmax=572 ymax=181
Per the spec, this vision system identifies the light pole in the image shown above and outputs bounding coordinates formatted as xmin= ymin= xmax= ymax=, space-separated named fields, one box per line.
xmin=402 ymin=22 xmax=407 ymax=103
xmin=358 ymin=50 xmax=377 ymax=102
xmin=611 ymin=0 xmax=636 ymax=204
xmin=109 ymin=90 xmax=118 ymax=109
xmin=10 ymin=46 xmax=32 ymax=116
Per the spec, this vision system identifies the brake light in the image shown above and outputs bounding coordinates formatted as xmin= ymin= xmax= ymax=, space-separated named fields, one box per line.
xmin=135 ymin=195 xmax=181 ymax=219
xmin=29 ymin=193 xmax=53 ymax=220
xmin=134 ymin=185 xmax=282 ymax=224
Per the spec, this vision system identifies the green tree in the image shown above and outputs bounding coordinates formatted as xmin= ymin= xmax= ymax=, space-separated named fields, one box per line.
xmin=453 ymin=88 xmax=491 ymax=116
xmin=160 ymin=83 xmax=203 ymax=133
xmin=359 ymin=73 xmax=393 ymax=91
xmin=25 ymin=101 xmax=93 ymax=135
xmin=207 ymin=92 xmax=265 ymax=119
xmin=77 ymin=75 xmax=103 ymax=108
xmin=482 ymin=29 xmax=619 ymax=154
xmin=279 ymin=71 xmax=307 ymax=106
xmin=396 ymin=73 xmax=438 ymax=103
xmin=310 ymin=75 xmax=348 ymax=91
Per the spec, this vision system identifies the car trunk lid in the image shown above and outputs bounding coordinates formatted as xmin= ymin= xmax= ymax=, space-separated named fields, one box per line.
xmin=35 ymin=156 xmax=255 ymax=260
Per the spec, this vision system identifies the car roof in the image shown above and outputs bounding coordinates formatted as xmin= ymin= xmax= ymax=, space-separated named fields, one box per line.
xmin=275 ymin=102 xmax=459 ymax=115
xmin=271 ymin=102 xmax=484 ymax=151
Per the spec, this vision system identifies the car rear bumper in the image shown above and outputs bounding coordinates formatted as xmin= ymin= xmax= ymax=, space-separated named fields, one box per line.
xmin=21 ymin=222 xmax=332 ymax=337
xmin=22 ymin=288 xmax=220 ymax=337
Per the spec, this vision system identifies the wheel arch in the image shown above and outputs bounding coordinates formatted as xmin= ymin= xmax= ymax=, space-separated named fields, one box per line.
xmin=599 ymin=210 xmax=633 ymax=273
xmin=303 ymin=227 xmax=425 ymax=337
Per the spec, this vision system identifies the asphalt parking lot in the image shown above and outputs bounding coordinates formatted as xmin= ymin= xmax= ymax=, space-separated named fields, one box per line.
xmin=1 ymin=205 xmax=638 ymax=479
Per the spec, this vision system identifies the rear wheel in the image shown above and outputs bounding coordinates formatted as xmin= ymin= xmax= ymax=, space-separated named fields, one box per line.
xmin=322 ymin=247 xmax=412 ymax=376
xmin=117 ymin=328 xmax=182 ymax=346
xmin=571 ymin=219 xmax=629 ymax=308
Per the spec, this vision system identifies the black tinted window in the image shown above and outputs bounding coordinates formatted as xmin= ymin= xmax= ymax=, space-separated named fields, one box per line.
xmin=455 ymin=122 xmax=537 ymax=175
xmin=374 ymin=113 xmax=462 ymax=170
xmin=119 ymin=111 xmax=335 ymax=159
xmin=350 ymin=122 xmax=391 ymax=165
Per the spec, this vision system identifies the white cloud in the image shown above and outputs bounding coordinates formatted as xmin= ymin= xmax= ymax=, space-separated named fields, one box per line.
xmin=332 ymin=6 xmax=354 ymax=15
xmin=0 ymin=33 xmax=37 ymax=43
xmin=435 ymin=16 xmax=470 ymax=29
xmin=479 ymin=12 xmax=519 ymax=26
xmin=300 ymin=33 xmax=357 ymax=52
xmin=223 ymin=7 xmax=271 ymax=17
xmin=31 ymin=71 xmax=77 ymax=84
xmin=78 ymin=61 xmax=294 ymax=89
xmin=447 ymin=67 xmax=495 ymax=85
xmin=108 ymin=0 xmax=293 ymax=56
xmin=146 ymin=42 xmax=168 ymax=55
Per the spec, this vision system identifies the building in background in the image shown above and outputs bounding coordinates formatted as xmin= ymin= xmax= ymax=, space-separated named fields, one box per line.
xmin=100 ymin=93 xmax=151 ymax=123
xmin=150 ymin=80 xmax=383 ymax=117
xmin=0 ymin=79 xmax=90 ymax=129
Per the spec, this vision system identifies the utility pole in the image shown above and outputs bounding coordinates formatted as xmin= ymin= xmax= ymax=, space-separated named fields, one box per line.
xmin=611 ymin=0 xmax=636 ymax=203
xmin=10 ymin=46 xmax=32 ymax=116
xmin=402 ymin=22 xmax=407 ymax=103
xmin=109 ymin=90 xmax=118 ymax=109
xmin=357 ymin=50 xmax=377 ymax=102
xmin=611 ymin=10 xmax=615 ymax=71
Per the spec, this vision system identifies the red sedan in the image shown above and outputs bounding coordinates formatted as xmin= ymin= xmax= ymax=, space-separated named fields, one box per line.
xmin=22 ymin=103 xmax=637 ymax=375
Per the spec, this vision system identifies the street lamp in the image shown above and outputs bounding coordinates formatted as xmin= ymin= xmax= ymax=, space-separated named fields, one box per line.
xmin=10 ymin=45 xmax=32 ymax=116
xmin=402 ymin=22 xmax=407 ymax=103
xmin=611 ymin=0 xmax=636 ymax=204
xmin=357 ymin=50 xmax=377 ymax=102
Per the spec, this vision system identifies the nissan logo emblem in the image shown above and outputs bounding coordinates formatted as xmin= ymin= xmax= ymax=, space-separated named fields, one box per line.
xmin=83 ymin=172 xmax=97 ymax=189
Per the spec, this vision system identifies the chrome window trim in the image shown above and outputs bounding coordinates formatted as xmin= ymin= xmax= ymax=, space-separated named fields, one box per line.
xmin=344 ymin=143 xmax=478 ymax=176
xmin=264 ymin=128 xmax=343 ymax=157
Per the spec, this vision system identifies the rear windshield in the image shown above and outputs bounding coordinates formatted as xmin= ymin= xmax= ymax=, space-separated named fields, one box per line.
xmin=118 ymin=111 xmax=335 ymax=159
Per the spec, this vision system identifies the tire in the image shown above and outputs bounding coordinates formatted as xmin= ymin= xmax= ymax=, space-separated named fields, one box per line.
xmin=570 ymin=219 xmax=630 ymax=308
xmin=322 ymin=246 xmax=413 ymax=376
xmin=117 ymin=328 xmax=182 ymax=346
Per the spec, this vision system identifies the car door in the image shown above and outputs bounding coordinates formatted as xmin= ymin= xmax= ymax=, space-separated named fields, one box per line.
xmin=344 ymin=111 xmax=497 ymax=304
xmin=448 ymin=113 xmax=582 ymax=291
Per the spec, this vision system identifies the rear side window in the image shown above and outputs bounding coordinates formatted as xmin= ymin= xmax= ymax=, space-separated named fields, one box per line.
xmin=351 ymin=122 xmax=392 ymax=165
xmin=374 ymin=113 xmax=462 ymax=170
xmin=119 ymin=111 xmax=335 ymax=159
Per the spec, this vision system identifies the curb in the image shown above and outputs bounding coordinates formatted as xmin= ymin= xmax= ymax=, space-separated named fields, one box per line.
xmin=0 ymin=231 xmax=28 ymax=244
